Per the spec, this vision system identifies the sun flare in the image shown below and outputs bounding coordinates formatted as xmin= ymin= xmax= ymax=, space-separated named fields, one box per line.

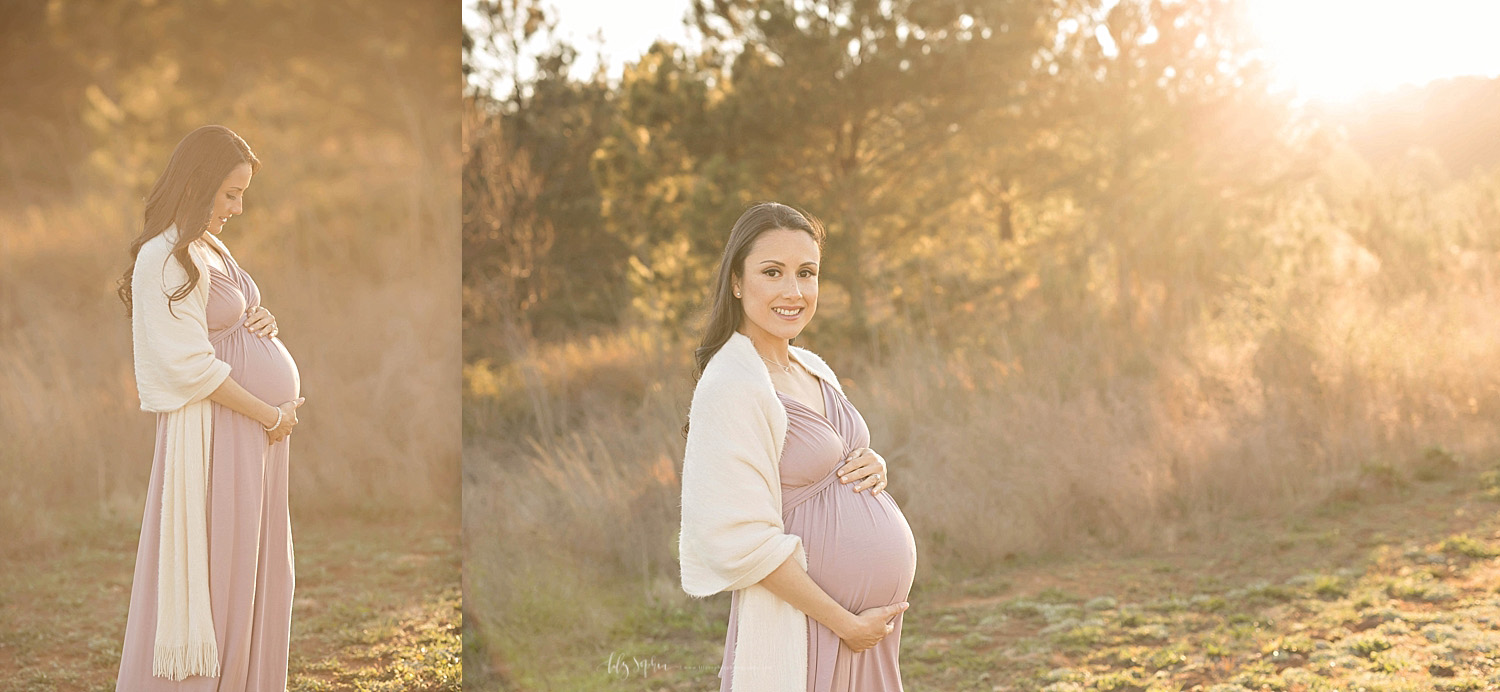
xmin=1244 ymin=0 xmax=1500 ymax=102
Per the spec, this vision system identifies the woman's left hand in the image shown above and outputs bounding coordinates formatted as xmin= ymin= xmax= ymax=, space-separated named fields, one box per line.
xmin=838 ymin=447 xmax=889 ymax=495
xmin=244 ymin=305 xmax=278 ymax=338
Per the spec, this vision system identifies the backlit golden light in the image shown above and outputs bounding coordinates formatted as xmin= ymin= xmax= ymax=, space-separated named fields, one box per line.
xmin=1244 ymin=0 xmax=1500 ymax=102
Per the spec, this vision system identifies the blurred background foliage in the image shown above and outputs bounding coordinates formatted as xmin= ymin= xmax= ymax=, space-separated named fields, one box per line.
xmin=465 ymin=0 xmax=1500 ymax=349
xmin=463 ymin=0 xmax=1500 ymax=687
xmin=0 ymin=0 xmax=461 ymax=549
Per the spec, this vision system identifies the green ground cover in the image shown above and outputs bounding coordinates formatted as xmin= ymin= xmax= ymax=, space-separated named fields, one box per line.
xmin=0 ymin=515 xmax=459 ymax=692
xmin=498 ymin=466 xmax=1500 ymax=691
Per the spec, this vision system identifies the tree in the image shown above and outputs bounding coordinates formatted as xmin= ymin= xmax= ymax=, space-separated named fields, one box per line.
xmin=679 ymin=0 xmax=1066 ymax=342
xmin=463 ymin=96 xmax=553 ymax=354
xmin=465 ymin=0 xmax=627 ymax=339
xmin=1047 ymin=0 xmax=1299 ymax=331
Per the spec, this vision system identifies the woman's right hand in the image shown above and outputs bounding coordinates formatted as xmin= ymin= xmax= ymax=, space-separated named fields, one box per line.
xmin=836 ymin=602 xmax=909 ymax=653
xmin=266 ymin=397 xmax=305 ymax=442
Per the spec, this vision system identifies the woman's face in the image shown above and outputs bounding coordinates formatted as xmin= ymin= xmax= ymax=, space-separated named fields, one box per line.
xmin=734 ymin=228 xmax=820 ymax=345
xmin=207 ymin=162 xmax=253 ymax=236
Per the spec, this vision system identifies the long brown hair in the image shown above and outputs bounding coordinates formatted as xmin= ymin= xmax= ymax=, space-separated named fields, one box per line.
xmin=683 ymin=202 xmax=826 ymax=436
xmin=117 ymin=125 xmax=260 ymax=316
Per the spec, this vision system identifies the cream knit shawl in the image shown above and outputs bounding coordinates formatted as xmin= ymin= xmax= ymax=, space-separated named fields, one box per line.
xmin=679 ymin=329 xmax=845 ymax=692
xmin=130 ymin=225 xmax=232 ymax=680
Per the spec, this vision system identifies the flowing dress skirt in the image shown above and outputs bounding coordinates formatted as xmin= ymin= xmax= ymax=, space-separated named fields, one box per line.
xmin=116 ymin=255 xmax=300 ymax=692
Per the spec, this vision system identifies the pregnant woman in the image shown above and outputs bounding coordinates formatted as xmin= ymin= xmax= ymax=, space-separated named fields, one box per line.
xmin=679 ymin=202 xmax=918 ymax=692
xmin=114 ymin=125 xmax=304 ymax=691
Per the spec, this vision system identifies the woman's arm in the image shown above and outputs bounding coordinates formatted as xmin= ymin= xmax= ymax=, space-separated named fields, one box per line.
xmin=758 ymin=553 xmax=857 ymax=634
xmin=679 ymin=365 xmax=905 ymax=650
xmin=206 ymin=376 xmax=279 ymax=427
xmin=206 ymin=377 xmax=302 ymax=441
xmin=758 ymin=552 xmax=908 ymax=652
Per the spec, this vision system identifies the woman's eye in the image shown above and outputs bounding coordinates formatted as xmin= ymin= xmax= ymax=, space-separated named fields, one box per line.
xmin=765 ymin=269 xmax=779 ymax=277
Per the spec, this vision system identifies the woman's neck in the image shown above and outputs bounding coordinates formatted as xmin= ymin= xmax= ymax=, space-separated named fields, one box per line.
xmin=192 ymin=233 xmax=230 ymax=269
xmin=195 ymin=232 xmax=227 ymax=250
xmin=739 ymin=328 xmax=791 ymax=366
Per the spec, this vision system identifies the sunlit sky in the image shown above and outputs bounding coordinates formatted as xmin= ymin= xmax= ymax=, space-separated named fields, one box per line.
xmin=1245 ymin=0 xmax=1500 ymax=101
xmin=468 ymin=0 xmax=1500 ymax=102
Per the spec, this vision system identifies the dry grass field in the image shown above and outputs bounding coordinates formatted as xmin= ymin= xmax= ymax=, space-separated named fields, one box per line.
xmin=482 ymin=458 xmax=1500 ymax=691
xmin=0 ymin=515 xmax=459 ymax=692
xmin=463 ymin=167 xmax=1500 ymax=688
xmin=0 ymin=110 xmax=461 ymax=691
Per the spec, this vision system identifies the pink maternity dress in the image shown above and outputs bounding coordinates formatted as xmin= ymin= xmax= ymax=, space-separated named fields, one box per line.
xmin=719 ymin=373 xmax=918 ymax=691
xmin=116 ymin=243 xmax=301 ymax=692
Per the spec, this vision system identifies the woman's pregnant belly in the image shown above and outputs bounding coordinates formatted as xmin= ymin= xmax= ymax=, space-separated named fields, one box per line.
xmin=786 ymin=485 xmax=917 ymax=613
xmin=216 ymin=329 xmax=301 ymax=406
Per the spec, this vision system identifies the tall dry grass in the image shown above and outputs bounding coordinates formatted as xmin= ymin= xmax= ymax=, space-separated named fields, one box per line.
xmin=0 ymin=129 xmax=460 ymax=554
xmin=463 ymin=164 xmax=1500 ymax=685
xmin=463 ymin=329 xmax=687 ymax=681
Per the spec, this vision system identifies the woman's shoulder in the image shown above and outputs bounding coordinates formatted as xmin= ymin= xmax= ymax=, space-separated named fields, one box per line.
xmin=134 ymin=227 xmax=209 ymax=295
xmin=201 ymin=233 xmax=237 ymax=264
xmin=686 ymin=343 xmax=779 ymax=443
xmin=692 ymin=338 xmax=774 ymax=402
xmin=136 ymin=228 xmax=175 ymax=262
xmin=135 ymin=232 xmax=181 ymax=281
xmin=136 ymin=225 xmax=208 ymax=266
xmin=696 ymin=352 xmax=763 ymax=395
xmin=788 ymin=343 xmax=844 ymax=396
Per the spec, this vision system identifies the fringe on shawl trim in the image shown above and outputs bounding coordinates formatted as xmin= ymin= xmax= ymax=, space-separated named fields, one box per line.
xmin=152 ymin=641 xmax=221 ymax=681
